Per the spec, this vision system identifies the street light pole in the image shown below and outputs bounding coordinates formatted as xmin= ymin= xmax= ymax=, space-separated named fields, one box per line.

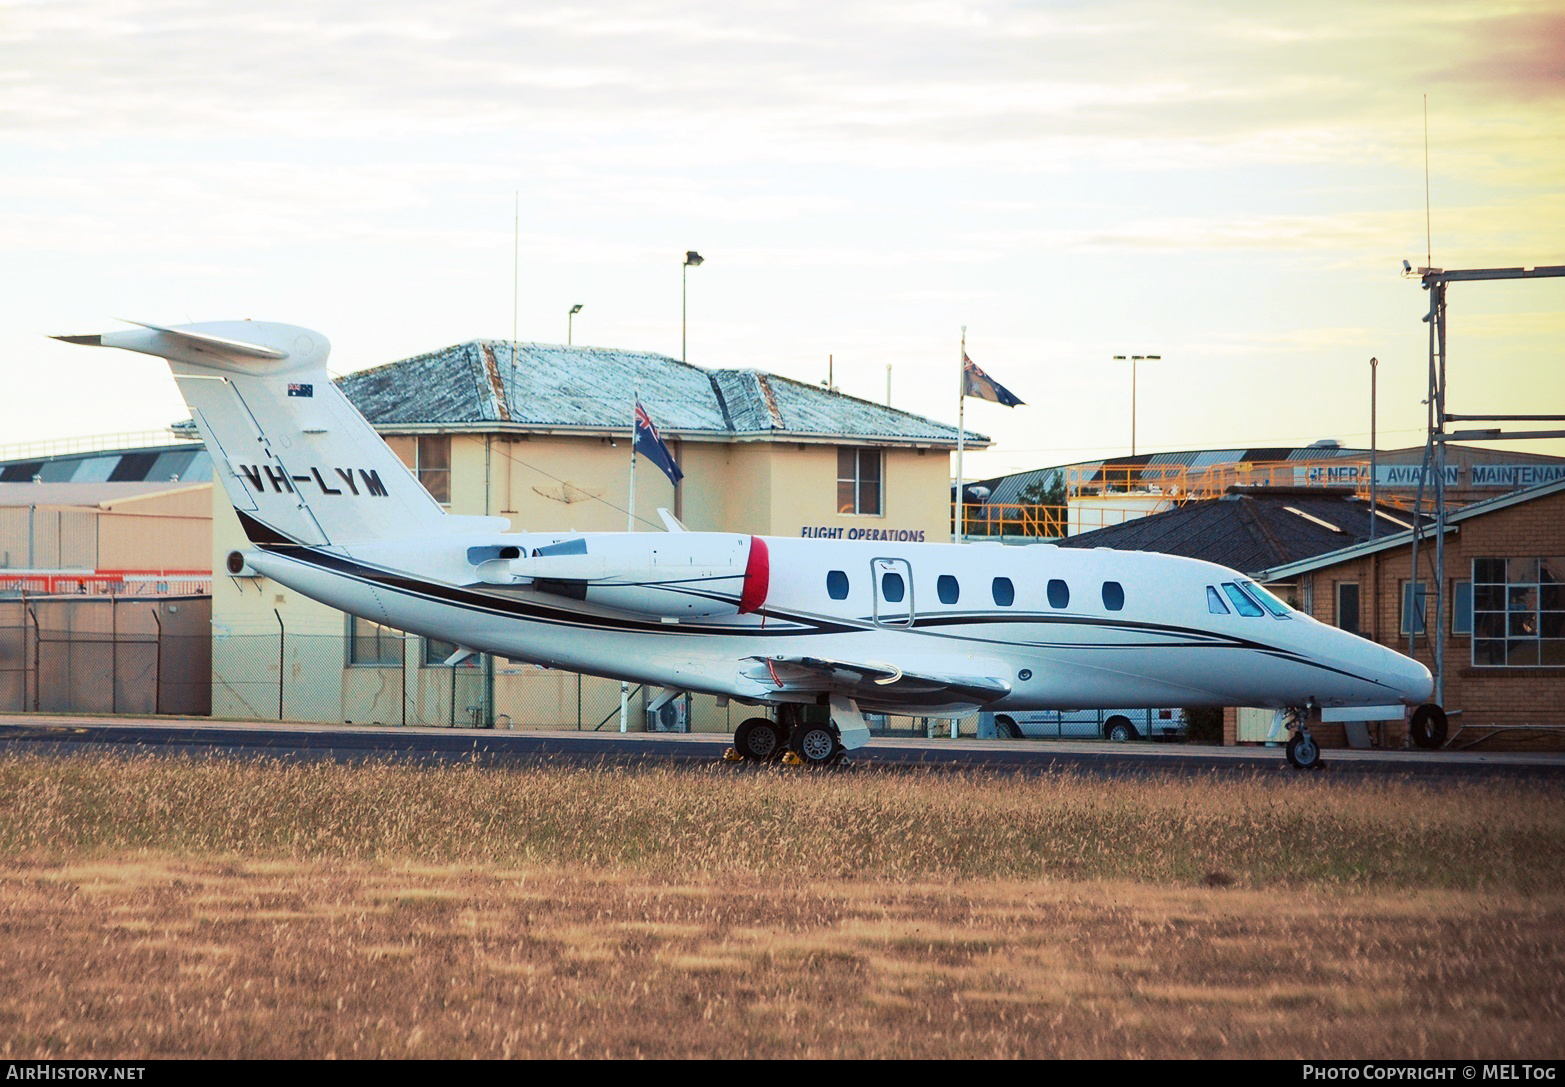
xmin=568 ymin=303 xmax=583 ymax=346
xmin=682 ymin=251 xmax=704 ymax=363
xmin=1369 ymin=356 xmax=1378 ymax=539
xmin=1112 ymin=354 xmax=1161 ymax=456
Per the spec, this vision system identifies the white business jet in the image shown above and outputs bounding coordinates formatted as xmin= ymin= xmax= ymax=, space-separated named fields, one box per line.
xmin=57 ymin=320 xmax=1437 ymax=769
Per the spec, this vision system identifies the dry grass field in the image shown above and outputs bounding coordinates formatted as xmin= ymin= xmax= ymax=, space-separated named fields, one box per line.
xmin=0 ymin=754 xmax=1562 ymax=1059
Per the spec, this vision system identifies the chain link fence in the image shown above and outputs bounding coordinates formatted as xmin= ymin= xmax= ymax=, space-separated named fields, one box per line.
xmin=2 ymin=598 xmax=959 ymax=736
xmin=209 ymin=630 xmax=729 ymax=732
xmin=0 ymin=595 xmax=211 ymax=716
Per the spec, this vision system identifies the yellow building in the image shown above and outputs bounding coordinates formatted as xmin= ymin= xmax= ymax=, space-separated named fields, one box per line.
xmin=211 ymin=340 xmax=979 ymax=729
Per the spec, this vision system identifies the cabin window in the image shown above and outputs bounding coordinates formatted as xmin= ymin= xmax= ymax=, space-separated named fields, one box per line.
xmin=881 ymin=571 xmax=906 ymax=603
xmin=347 ymin=616 xmax=401 ymax=666
xmin=1336 ymin=582 xmax=1359 ymax=634
xmin=837 ymin=447 xmax=883 ymax=516
xmin=937 ymin=575 xmax=960 ymax=605
xmin=1102 ymin=581 xmax=1124 ymax=611
xmin=992 ymin=577 xmax=1015 ymax=607
xmin=826 ymin=570 xmax=849 ymax=600
xmin=1471 ymin=557 xmax=1565 ymax=667
xmin=1207 ymin=586 xmax=1229 ymax=615
xmin=1222 ymin=582 xmax=1264 ymax=617
xmin=1047 ymin=579 xmax=1069 ymax=609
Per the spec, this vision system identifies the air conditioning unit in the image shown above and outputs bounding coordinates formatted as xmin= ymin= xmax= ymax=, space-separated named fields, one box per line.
xmin=646 ymin=698 xmax=689 ymax=733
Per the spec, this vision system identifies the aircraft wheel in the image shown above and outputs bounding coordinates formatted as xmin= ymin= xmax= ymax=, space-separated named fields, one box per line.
xmin=1409 ymin=703 xmax=1449 ymax=749
xmin=1106 ymin=717 xmax=1137 ymax=743
xmin=1286 ymin=730 xmax=1323 ymax=770
xmin=733 ymin=717 xmax=785 ymax=762
xmin=790 ymin=722 xmax=841 ymax=767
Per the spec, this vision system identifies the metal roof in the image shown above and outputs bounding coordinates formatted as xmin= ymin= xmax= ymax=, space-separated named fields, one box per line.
xmin=336 ymin=340 xmax=980 ymax=446
xmin=1253 ymin=477 xmax=1565 ymax=581
xmin=0 ymin=481 xmax=212 ymax=508
xmin=0 ymin=445 xmax=212 ymax=486
xmin=1055 ymin=487 xmax=1432 ymax=575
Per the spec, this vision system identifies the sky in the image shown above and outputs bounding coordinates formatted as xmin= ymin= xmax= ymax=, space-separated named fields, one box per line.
xmin=3 ymin=0 xmax=1563 ymax=480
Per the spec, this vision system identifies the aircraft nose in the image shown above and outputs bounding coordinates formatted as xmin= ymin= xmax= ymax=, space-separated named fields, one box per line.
xmin=1382 ymin=646 xmax=1434 ymax=704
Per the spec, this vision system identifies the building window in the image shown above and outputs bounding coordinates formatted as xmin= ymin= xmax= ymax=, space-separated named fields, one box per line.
xmin=1400 ymin=580 xmax=1429 ymax=637
xmin=1472 ymin=557 xmax=1565 ymax=667
xmin=348 ymin=616 xmax=401 ymax=666
xmin=388 ymin=434 xmax=451 ymax=505
xmin=423 ymin=636 xmax=461 ymax=666
xmin=1337 ymin=582 xmax=1360 ymax=635
xmin=1452 ymin=580 xmax=1472 ymax=638
xmin=837 ymin=448 xmax=882 ymax=515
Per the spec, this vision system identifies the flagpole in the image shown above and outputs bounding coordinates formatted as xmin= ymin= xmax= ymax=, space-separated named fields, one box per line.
xmin=956 ymin=326 xmax=966 ymax=544
xmin=628 ymin=391 xmax=638 ymax=532
xmin=621 ymin=392 xmax=637 ymax=733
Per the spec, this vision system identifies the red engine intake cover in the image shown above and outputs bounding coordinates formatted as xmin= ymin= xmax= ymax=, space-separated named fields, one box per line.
xmin=738 ymin=535 xmax=770 ymax=614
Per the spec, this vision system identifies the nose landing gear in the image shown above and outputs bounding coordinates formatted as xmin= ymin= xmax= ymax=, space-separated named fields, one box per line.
xmin=1409 ymin=703 xmax=1449 ymax=749
xmin=1282 ymin=704 xmax=1324 ymax=770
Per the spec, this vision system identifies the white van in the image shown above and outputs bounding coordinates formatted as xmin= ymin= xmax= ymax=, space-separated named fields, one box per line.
xmin=979 ymin=707 xmax=1187 ymax=743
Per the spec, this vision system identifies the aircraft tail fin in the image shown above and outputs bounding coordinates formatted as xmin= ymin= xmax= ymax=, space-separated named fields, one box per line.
xmin=55 ymin=320 xmax=466 ymax=548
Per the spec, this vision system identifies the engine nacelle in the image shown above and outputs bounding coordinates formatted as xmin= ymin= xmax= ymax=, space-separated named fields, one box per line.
xmin=474 ymin=533 xmax=769 ymax=618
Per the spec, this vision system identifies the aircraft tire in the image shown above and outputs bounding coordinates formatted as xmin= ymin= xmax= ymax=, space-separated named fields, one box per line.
xmin=1106 ymin=718 xmax=1137 ymax=743
xmin=1286 ymin=731 xmax=1323 ymax=770
xmin=734 ymin=717 xmax=785 ymax=762
xmin=1409 ymin=703 xmax=1449 ymax=750
xmin=790 ymin=722 xmax=841 ymax=767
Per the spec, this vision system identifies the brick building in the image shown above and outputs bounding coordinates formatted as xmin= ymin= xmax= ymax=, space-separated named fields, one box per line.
xmin=1249 ymin=480 xmax=1565 ymax=749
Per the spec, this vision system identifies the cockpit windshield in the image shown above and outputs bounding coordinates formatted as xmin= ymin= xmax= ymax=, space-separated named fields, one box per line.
xmin=1242 ymin=580 xmax=1293 ymax=618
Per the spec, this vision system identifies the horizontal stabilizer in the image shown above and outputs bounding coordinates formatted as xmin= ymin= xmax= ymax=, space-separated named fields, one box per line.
xmin=54 ymin=319 xmax=293 ymax=366
xmin=114 ymin=319 xmax=289 ymax=359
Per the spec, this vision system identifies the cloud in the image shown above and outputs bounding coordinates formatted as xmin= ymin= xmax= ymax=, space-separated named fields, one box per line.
xmin=1428 ymin=8 xmax=1565 ymax=102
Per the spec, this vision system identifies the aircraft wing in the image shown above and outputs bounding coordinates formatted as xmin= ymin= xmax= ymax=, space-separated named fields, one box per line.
xmin=742 ymin=654 xmax=1012 ymax=714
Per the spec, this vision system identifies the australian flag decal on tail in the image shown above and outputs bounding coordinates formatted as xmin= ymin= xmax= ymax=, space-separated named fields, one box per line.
xmin=286 ymin=383 xmax=314 ymax=398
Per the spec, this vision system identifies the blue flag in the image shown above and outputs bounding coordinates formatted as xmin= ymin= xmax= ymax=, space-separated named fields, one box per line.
xmin=634 ymin=400 xmax=684 ymax=486
xmin=962 ymin=353 xmax=1024 ymax=407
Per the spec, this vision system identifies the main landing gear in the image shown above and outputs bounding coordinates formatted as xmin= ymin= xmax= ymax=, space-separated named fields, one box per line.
xmin=730 ymin=704 xmax=845 ymax=767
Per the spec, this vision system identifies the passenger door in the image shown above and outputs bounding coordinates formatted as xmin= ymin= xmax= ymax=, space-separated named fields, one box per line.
xmin=872 ymin=558 xmax=914 ymax=626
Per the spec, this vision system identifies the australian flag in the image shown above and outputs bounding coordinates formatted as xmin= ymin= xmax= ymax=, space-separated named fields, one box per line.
xmin=962 ymin=354 xmax=1024 ymax=407
xmin=634 ymin=400 xmax=684 ymax=486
